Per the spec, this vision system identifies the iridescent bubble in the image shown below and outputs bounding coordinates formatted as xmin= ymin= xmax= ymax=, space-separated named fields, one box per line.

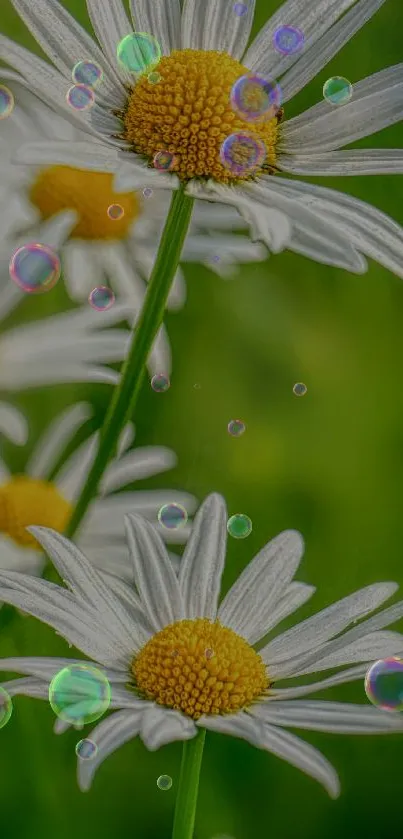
xmin=66 ymin=84 xmax=95 ymax=111
xmin=107 ymin=203 xmax=125 ymax=220
xmin=230 ymin=74 xmax=282 ymax=122
xmin=227 ymin=513 xmax=252 ymax=539
xmin=148 ymin=71 xmax=162 ymax=84
xmin=9 ymin=243 xmax=61 ymax=293
xmin=205 ymin=648 xmax=214 ymax=660
xmin=117 ymin=33 xmax=161 ymax=74
xmin=72 ymin=60 xmax=103 ymax=88
xmin=0 ymin=687 xmax=13 ymax=729
xmin=142 ymin=187 xmax=153 ymax=198
xmin=273 ymin=25 xmax=304 ymax=55
xmin=0 ymin=85 xmax=14 ymax=120
xmin=158 ymin=503 xmax=188 ymax=530
xmin=233 ymin=2 xmax=248 ymax=15
xmin=227 ymin=419 xmax=246 ymax=437
xmin=88 ymin=286 xmax=115 ymax=311
xmin=220 ymin=132 xmax=266 ymax=176
xmin=293 ymin=382 xmax=307 ymax=396
xmin=151 ymin=373 xmax=170 ymax=392
xmin=365 ymin=658 xmax=403 ymax=711
xmin=75 ymin=738 xmax=98 ymax=760
xmin=157 ymin=775 xmax=173 ymax=790
xmin=153 ymin=150 xmax=177 ymax=172
xmin=323 ymin=76 xmax=353 ymax=106
xmin=49 ymin=664 xmax=111 ymax=725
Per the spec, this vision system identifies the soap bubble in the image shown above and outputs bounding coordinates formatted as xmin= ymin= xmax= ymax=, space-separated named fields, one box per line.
xmin=0 ymin=687 xmax=13 ymax=729
xmin=227 ymin=419 xmax=246 ymax=437
xmin=0 ymin=85 xmax=14 ymax=120
xmin=220 ymin=132 xmax=266 ymax=176
xmin=230 ymin=73 xmax=281 ymax=122
xmin=273 ymin=25 xmax=304 ymax=55
xmin=323 ymin=76 xmax=353 ymax=106
xmin=88 ymin=286 xmax=115 ymax=311
xmin=158 ymin=503 xmax=188 ymax=530
xmin=107 ymin=203 xmax=124 ymax=220
xmin=49 ymin=664 xmax=111 ymax=725
xmin=365 ymin=658 xmax=403 ymax=712
xmin=227 ymin=514 xmax=252 ymax=539
xmin=293 ymin=382 xmax=307 ymax=396
xmin=157 ymin=774 xmax=172 ymax=790
xmin=9 ymin=243 xmax=61 ymax=293
xmin=72 ymin=60 xmax=103 ymax=88
xmin=151 ymin=373 xmax=170 ymax=392
xmin=66 ymin=84 xmax=95 ymax=111
xmin=117 ymin=33 xmax=161 ymax=74
xmin=75 ymin=738 xmax=98 ymax=760
xmin=153 ymin=150 xmax=177 ymax=172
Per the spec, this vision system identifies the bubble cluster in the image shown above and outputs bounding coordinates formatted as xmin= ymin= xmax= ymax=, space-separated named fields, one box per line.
xmin=153 ymin=150 xmax=177 ymax=172
xmin=233 ymin=2 xmax=248 ymax=15
xmin=148 ymin=71 xmax=162 ymax=85
xmin=75 ymin=738 xmax=98 ymax=760
xmin=230 ymin=73 xmax=281 ymax=122
xmin=227 ymin=419 xmax=246 ymax=437
xmin=117 ymin=33 xmax=161 ymax=74
xmin=220 ymin=132 xmax=266 ymax=176
xmin=72 ymin=60 xmax=103 ymax=88
xmin=157 ymin=774 xmax=173 ymax=790
xmin=227 ymin=513 xmax=252 ymax=539
xmin=323 ymin=76 xmax=353 ymax=106
xmin=293 ymin=382 xmax=307 ymax=396
xmin=151 ymin=373 xmax=170 ymax=392
xmin=107 ymin=203 xmax=125 ymax=220
xmin=272 ymin=25 xmax=304 ymax=55
xmin=9 ymin=243 xmax=61 ymax=294
xmin=0 ymin=687 xmax=13 ymax=729
xmin=365 ymin=657 xmax=403 ymax=712
xmin=66 ymin=84 xmax=95 ymax=111
xmin=0 ymin=85 xmax=14 ymax=120
xmin=158 ymin=503 xmax=188 ymax=531
xmin=48 ymin=664 xmax=111 ymax=725
xmin=88 ymin=286 xmax=115 ymax=311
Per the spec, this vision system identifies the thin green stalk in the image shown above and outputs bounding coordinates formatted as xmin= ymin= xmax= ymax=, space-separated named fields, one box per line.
xmin=172 ymin=729 xmax=206 ymax=839
xmin=66 ymin=185 xmax=194 ymax=539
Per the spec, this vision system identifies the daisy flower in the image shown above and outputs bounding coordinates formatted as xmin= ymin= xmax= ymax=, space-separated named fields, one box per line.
xmin=1 ymin=0 xmax=402 ymax=275
xmin=0 ymin=401 xmax=196 ymax=581
xmin=0 ymin=494 xmax=402 ymax=802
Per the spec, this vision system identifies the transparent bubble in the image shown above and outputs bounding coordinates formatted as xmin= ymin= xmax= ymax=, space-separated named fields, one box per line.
xmin=0 ymin=85 xmax=15 ymax=120
xmin=148 ymin=71 xmax=162 ymax=84
xmin=157 ymin=774 xmax=173 ymax=790
xmin=323 ymin=76 xmax=353 ymax=106
xmin=272 ymin=25 xmax=304 ymax=55
xmin=204 ymin=648 xmax=214 ymax=660
xmin=66 ymin=84 xmax=95 ymax=111
xmin=193 ymin=383 xmax=201 ymax=389
xmin=227 ymin=513 xmax=252 ymax=539
xmin=220 ymin=132 xmax=266 ymax=176
xmin=151 ymin=373 xmax=170 ymax=392
xmin=72 ymin=60 xmax=103 ymax=88
xmin=117 ymin=33 xmax=161 ymax=74
xmin=293 ymin=382 xmax=307 ymax=396
xmin=158 ymin=503 xmax=188 ymax=531
xmin=227 ymin=419 xmax=246 ymax=437
xmin=88 ymin=286 xmax=115 ymax=311
xmin=365 ymin=658 xmax=403 ymax=712
xmin=233 ymin=2 xmax=248 ymax=15
xmin=49 ymin=664 xmax=111 ymax=725
xmin=230 ymin=74 xmax=282 ymax=122
xmin=0 ymin=687 xmax=13 ymax=729
xmin=9 ymin=243 xmax=61 ymax=293
xmin=107 ymin=203 xmax=124 ymax=220
xmin=75 ymin=738 xmax=98 ymax=760
xmin=143 ymin=187 xmax=153 ymax=198
xmin=153 ymin=150 xmax=177 ymax=172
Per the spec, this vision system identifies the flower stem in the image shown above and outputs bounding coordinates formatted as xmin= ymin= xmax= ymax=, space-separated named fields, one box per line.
xmin=65 ymin=185 xmax=194 ymax=539
xmin=172 ymin=729 xmax=206 ymax=839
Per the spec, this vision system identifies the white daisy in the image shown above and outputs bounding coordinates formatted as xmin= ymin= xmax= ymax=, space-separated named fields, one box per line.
xmin=1 ymin=494 xmax=402 ymax=797
xmin=1 ymin=0 xmax=402 ymax=275
xmin=0 ymin=401 xmax=196 ymax=580
xmin=0 ymin=400 xmax=28 ymax=444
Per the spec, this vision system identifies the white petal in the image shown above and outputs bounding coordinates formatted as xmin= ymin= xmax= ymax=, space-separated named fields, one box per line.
xmin=181 ymin=0 xmax=255 ymax=58
xmin=0 ymin=401 xmax=28 ymax=444
xmin=0 ymin=192 xmax=39 ymax=238
xmin=0 ymin=655 xmax=126 ymax=682
xmin=117 ymin=423 xmax=135 ymax=457
xmin=81 ymin=490 xmax=197 ymax=535
xmin=140 ymin=705 xmax=196 ymax=750
xmin=278 ymin=149 xmax=403 ymax=177
xmin=33 ymin=210 xmax=78 ymax=249
xmin=269 ymin=663 xmax=371 ymax=699
xmin=0 ymin=538 xmax=44 ymax=575
xmin=114 ymin=159 xmax=179 ymax=192
xmin=286 ymin=225 xmax=367 ymax=274
xmin=14 ymin=140 xmax=119 ymax=171
xmin=0 ymin=283 xmax=24 ymax=320
xmin=130 ymin=0 xmax=181 ymax=56
xmin=101 ymin=446 xmax=176 ymax=495
xmin=77 ymin=710 xmax=143 ymax=791
xmin=86 ymin=0 xmax=133 ymax=82
xmin=56 ymin=434 xmax=99 ymax=500
xmin=218 ymin=531 xmax=304 ymax=641
xmin=26 ymin=402 xmax=92 ymax=478
xmin=178 ymin=494 xmax=227 ymax=620
xmin=1 ymin=676 xmax=48 ymax=699
xmin=253 ymin=582 xmax=316 ymax=644
xmin=252 ymin=700 xmax=403 ymax=733
xmin=291 ymin=631 xmax=403 ymax=677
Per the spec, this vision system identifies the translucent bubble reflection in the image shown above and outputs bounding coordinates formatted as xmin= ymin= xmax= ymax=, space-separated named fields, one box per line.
xmin=0 ymin=85 xmax=15 ymax=120
xmin=293 ymin=382 xmax=307 ymax=396
xmin=66 ymin=84 xmax=95 ymax=111
xmin=233 ymin=2 xmax=248 ymax=15
xmin=107 ymin=203 xmax=124 ymax=220
xmin=227 ymin=514 xmax=252 ymax=539
xmin=117 ymin=33 xmax=161 ymax=74
xmin=227 ymin=419 xmax=246 ymax=437
xmin=157 ymin=774 xmax=173 ymax=790
xmin=273 ymin=25 xmax=304 ymax=55
xmin=153 ymin=150 xmax=177 ymax=171
xmin=143 ymin=187 xmax=153 ymax=198
xmin=88 ymin=286 xmax=115 ymax=311
xmin=0 ymin=687 xmax=13 ymax=729
xmin=230 ymin=74 xmax=281 ymax=122
xmin=365 ymin=658 xmax=403 ymax=712
xmin=158 ymin=503 xmax=188 ymax=531
xmin=75 ymin=738 xmax=98 ymax=760
xmin=72 ymin=60 xmax=103 ymax=88
xmin=151 ymin=373 xmax=170 ymax=392
xmin=9 ymin=243 xmax=61 ymax=293
xmin=323 ymin=76 xmax=353 ymax=106
xmin=48 ymin=664 xmax=111 ymax=725
xmin=220 ymin=132 xmax=266 ymax=176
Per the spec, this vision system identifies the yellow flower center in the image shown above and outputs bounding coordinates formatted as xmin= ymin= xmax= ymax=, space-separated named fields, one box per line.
xmin=132 ymin=617 xmax=268 ymax=719
xmin=122 ymin=50 xmax=281 ymax=184
xmin=0 ymin=476 xmax=72 ymax=548
xmin=29 ymin=166 xmax=140 ymax=240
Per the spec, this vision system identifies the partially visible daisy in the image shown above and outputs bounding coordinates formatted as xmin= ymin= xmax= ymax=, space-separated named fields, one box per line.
xmin=1 ymin=494 xmax=402 ymax=797
xmin=0 ymin=401 xmax=196 ymax=580
xmin=1 ymin=0 xmax=402 ymax=275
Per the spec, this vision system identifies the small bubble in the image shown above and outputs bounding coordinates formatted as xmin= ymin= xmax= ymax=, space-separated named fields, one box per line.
xmin=171 ymin=649 xmax=179 ymax=658
xmin=205 ymin=648 xmax=214 ymax=660
xmin=293 ymin=382 xmax=307 ymax=396
xmin=117 ymin=33 xmax=161 ymax=74
xmin=220 ymin=132 xmax=266 ymax=176
xmin=0 ymin=687 xmax=13 ymax=729
xmin=72 ymin=60 xmax=103 ymax=88
xmin=0 ymin=85 xmax=14 ymax=120
xmin=193 ymin=383 xmax=201 ymax=389
xmin=143 ymin=187 xmax=153 ymax=198
xmin=365 ymin=658 xmax=403 ymax=712
xmin=148 ymin=71 xmax=162 ymax=84
xmin=230 ymin=74 xmax=281 ymax=122
xmin=157 ymin=774 xmax=173 ymax=790
xmin=107 ymin=203 xmax=124 ymax=220
xmin=153 ymin=150 xmax=177 ymax=172
xmin=227 ymin=419 xmax=246 ymax=437
xmin=88 ymin=286 xmax=115 ymax=311
xmin=323 ymin=76 xmax=353 ymax=106
xmin=227 ymin=514 xmax=252 ymax=539
xmin=75 ymin=738 xmax=98 ymax=760
xmin=9 ymin=243 xmax=61 ymax=293
xmin=66 ymin=84 xmax=95 ymax=111
xmin=49 ymin=664 xmax=111 ymax=726
xmin=233 ymin=2 xmax=248 ymax=15
xmin=151 ymin=373 xmax=170 ymax=392
xmin=272 ymin=25 xmax=304 ymax=55
xmin=158 ymin=503 xmax=188 ymax=531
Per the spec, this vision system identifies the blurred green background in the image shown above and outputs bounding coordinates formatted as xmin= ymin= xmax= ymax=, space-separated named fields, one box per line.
xmin=1 ymin=1 xmax=403 ymax=838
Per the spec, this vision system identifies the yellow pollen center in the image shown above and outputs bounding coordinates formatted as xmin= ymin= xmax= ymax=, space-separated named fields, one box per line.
xmin=0 ymin=476 xmax=72 ymax=548
xmin=29 ymin=166 xmax=140 ymax=240
xmin=132 ymin=618 xmax=268 ymax=719
xmin=123 ymin=50 xmax=281 ymax=184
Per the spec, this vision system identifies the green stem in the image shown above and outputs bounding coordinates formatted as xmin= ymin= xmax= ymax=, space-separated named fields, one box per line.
xmin=172 ymin=729 xmax=206 ymax=839
xmin=66 ymin=185 xmax=194 ymax=539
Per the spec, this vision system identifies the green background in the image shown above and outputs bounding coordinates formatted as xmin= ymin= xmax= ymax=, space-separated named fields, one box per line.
xmin=1 ymin=1 xmax=403 ymax=838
